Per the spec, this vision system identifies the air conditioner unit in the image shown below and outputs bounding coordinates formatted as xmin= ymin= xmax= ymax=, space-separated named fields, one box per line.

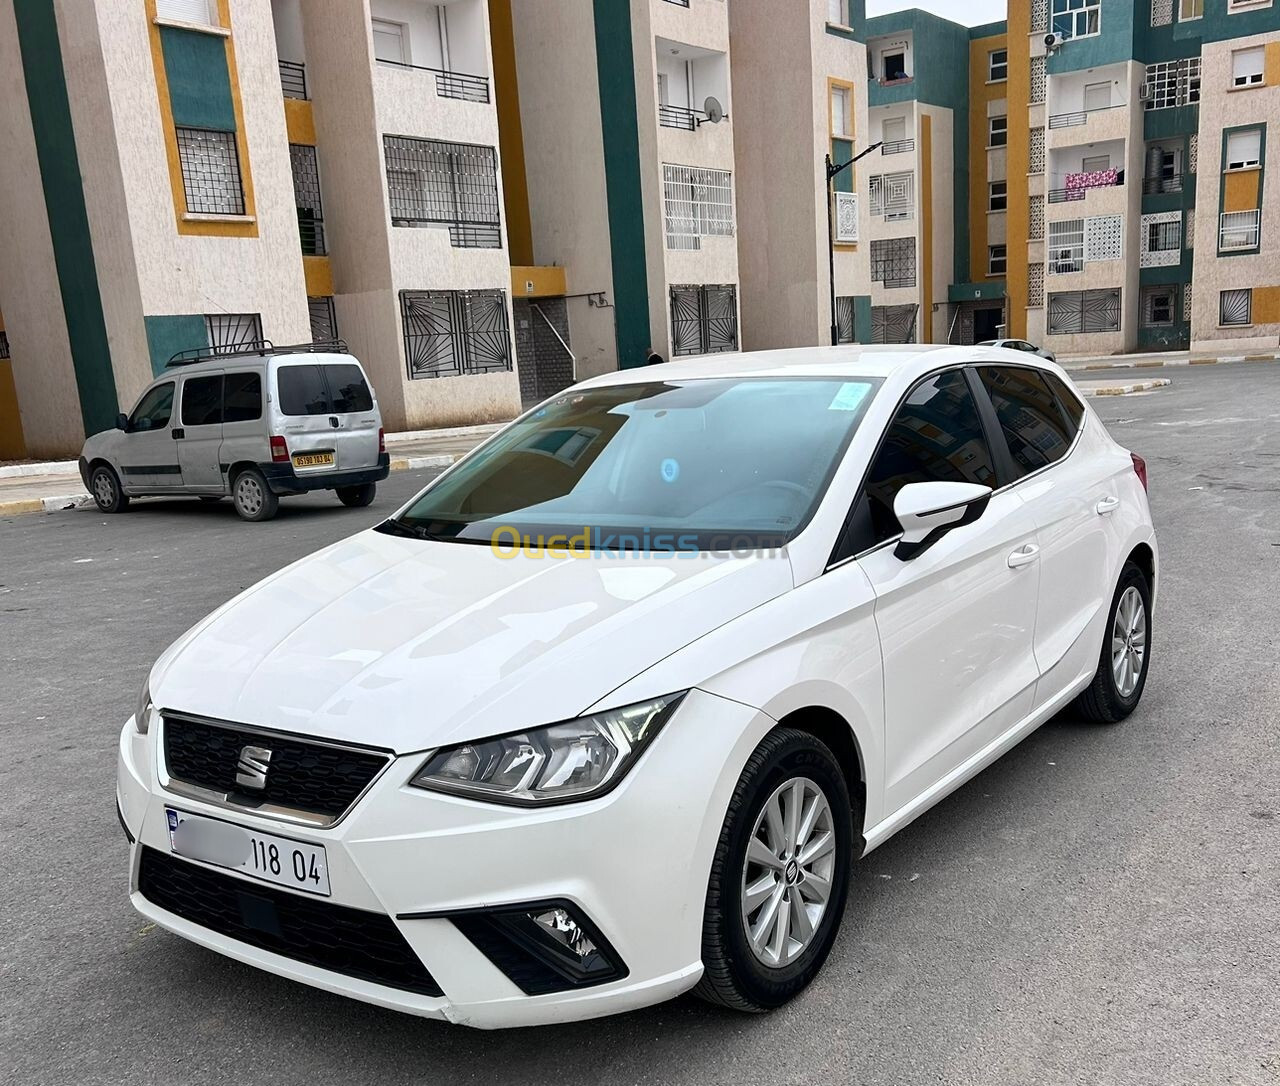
xmin=1044 ymin=32 xmax=1064 ymax=51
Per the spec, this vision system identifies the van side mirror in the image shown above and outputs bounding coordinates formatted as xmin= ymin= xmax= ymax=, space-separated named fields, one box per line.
xmin=893 ymin=481 xmax=992 ymax=560
xmin=115 ymin=412 xmax=129 ymax=431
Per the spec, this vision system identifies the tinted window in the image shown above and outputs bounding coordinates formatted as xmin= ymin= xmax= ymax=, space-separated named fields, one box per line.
xmin=223 ymin=371 xmax=262 ymax=423
xmin=129 ymin=382 xmax=174 ymax=431
xmin=325 ymin=364 xmax=373 ymax=413
xmin=277 ymin=365 xmax=331 ymax=416
xmin=862 ymin=370 xmax=998 ymax=544
xmin=1044 ymin=372 xmax=1085 ymax=431
xmin=181 ymin=375 xmax=223 ymax=426
xmin=978 ymin=366 xmax=1073 ymax=479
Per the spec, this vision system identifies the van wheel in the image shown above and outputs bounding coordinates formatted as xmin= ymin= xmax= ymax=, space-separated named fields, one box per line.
xmin=695 ymin=728 xmax=853 ymax=1013
xmin=232 ymin=469 xmax=279 ymax=522
xmin=337 ymin=483 xmax=376 ymax=508
xmin=90 ymin=465 xmax=129 ymax=513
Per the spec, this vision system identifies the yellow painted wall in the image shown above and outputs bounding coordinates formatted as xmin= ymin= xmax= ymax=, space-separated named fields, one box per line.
xmin=510 ymin=265 xmax=567 ymax=298
xmin=488 ymin=0 xmax=534 ymax=266
xmin=284 ymin=98 xmax=316 ymax=145
xmin=1266 ymin=42 xmax=1280 ymax=87
xmin=0 ymin=360 xmax=27 ymax=459
xmin=1223 ymin=168 xmax=1260 ymax=212
xmin=303 ymin=256 xmax=334 ymax=297
xmin=1004 ymin=3 xmax=1030 ymax=337
xmin=1253 ymin=285 xmax=1280 ymax=323
xmin=921 ymin=114 xmax=933 ymax=343
xmin=968 ymin=31 xmax=1009 ymax=284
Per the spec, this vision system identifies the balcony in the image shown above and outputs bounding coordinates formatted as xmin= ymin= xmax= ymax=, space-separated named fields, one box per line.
xmin=279 ymin=60 xmax=307 ymax=100
xmin=881 ymin=138 xmax=915 ymax=156
xmin=1048 ymin=170 xmax=1124 ymax=203
xmin=1048 ymin=103 xmax=1126 ymax=129
xmin=659 ymin=103 xmax=705 ymax=131
xmin=1142 ymin=174 xmax=1183 ymax=195
xmin=376 ymin=59 xmax=489 ymax=103
xmin=298 ymin=213 xmax=326 ymax=256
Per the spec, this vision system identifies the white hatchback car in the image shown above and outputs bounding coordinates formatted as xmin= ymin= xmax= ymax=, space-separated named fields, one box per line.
xmin=117 ymin=346 xmax=1156 ymax=1028
xmin=79 ymin=342 xmax=388 ymax=521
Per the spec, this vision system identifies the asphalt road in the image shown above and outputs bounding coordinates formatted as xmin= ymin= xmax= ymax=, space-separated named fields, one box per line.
xmin=2 ymin=364 xmax=1278 ymax=1086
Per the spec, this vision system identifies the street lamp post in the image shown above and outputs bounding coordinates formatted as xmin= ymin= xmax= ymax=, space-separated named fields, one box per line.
xmin=825 ymin=142 xmax=882 ymax=346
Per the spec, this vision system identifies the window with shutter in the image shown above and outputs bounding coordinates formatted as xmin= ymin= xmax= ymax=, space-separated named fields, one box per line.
xmin=1231 ymin=47 xmax=1264 ymax=87
xmin=1225 ymin=128 xmax=1261 ymax=171
xmin=155 ymin=0 xmax=216 ymax=26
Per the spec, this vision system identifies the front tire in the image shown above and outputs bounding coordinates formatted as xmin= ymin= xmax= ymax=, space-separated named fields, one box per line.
xmin=232 ymin=468 xmax=279 ymax=522
xmin=1074 ymin=560 xmax=1152 ymax=723
xmin=695 ymin=728 xmax=853 ymax=1012
xmin=90 ymin=464 xmax=129 ymax=513
xmin=336 ymin=482 xmax=376 ymax=508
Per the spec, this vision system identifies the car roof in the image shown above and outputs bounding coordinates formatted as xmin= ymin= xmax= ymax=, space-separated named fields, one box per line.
xmin=573 ymin=344 xmax=1024 ymax=388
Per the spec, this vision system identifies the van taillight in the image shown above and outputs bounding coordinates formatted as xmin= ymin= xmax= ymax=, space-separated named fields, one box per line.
xmin=1131 ymin=452 xmax=1147 ymax=491
xmin=270 ymin=435 xmax=290 ymax=463
xmin=378 ymin=427 xmax=386 ymax=454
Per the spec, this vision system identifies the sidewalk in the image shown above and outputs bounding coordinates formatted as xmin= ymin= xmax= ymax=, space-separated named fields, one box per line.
xmin=1059 ymin=346 xmax=1280 ymax=371
xmin=0 ymin=423 xmax=503 ymax=518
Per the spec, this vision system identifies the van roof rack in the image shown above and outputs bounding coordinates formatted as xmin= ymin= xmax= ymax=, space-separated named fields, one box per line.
xmin=164 ymin=339 xmax=350 ymax=367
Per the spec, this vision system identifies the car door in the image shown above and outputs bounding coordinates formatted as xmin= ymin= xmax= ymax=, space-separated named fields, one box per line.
xmin=220 ymin=369 xmax=266 ymax=488
xmin=176 ymin=373 xmax=225 ymax=491
xmin=974 ymin=366 xmax=1112 ymax=703
xmin=273 ymin=362 xmax=339 ymax=479
xmin=851 ymin=368 xmax=1042 ymax=816
xmin=321 ymin=361 xmax=380 ymax=471
xmin=117 ymin=381 xmax=180 ymax=491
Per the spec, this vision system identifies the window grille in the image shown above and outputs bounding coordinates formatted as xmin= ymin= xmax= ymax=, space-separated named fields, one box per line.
xmin=871 ymin=304 xmax=917 ymax=344
xmin=1219 ymin=209 xmax=1260 ymax=251
xmin=1048 ymin=219 xmax=1084 ymax=273
xmin=400 ymin=290 xmax=512 ymax=379
xmin=1140 ymin=211 xmax=1182 ymax=267
xmin=836 ymin=297 xmax=855 ymax=343
xmin=870 ymin=237 xmax=916 ymax=288
xmin=670 ymin=285 xmax=738 ymax=356
xmin=1028 ymin=265 xmax=1045 ymax=307
xmin=1220 ymin=288 xmax=1251 ymax=326
xmin=383 ymin=136 xmax=501 ymax=248
xmin=869 ymin=172 xmax=914 ymax=221
xmin=1143 ymin=58 xmax=1201 ymax=110
xmin=308 ymin=297 xmax=338 ymax=343
xmin=289 ymin=144 xmax=325 ymax=256
xmin=204 ymin=313 xmax=262 ymax=354
xmin=176 ymin=128 xmax=244 ymax=216
xmin=1141 ymin=286 xmax=1175 ymax=326
xmin=1047 ymin=289 xmax=1120 ymax=334
xmin=662 ymin=164 xmax=734 ymax=250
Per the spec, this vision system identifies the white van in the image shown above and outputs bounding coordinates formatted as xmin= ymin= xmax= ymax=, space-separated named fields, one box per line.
xmin=79 ymin=342 xmax=389 ymax=521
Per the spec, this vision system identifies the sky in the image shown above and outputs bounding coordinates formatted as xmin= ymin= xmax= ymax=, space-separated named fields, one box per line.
xmin=865 ymin=0 xmax=1007 ymax=25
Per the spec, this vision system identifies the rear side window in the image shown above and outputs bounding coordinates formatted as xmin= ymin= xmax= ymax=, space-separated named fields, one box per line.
xmin=978 ymin=366 xmax=1073 ymax=479
xmin=1044 ymin=372 xmax=1085 ymax=431
xmin=277 ymin=365 xmax=331 ymax=416
xmin=181 ymin=376 xmax=222 ymax=426
xmin=325 ymin=364 xmax=373 ymax=413
xmin=861 ymin=369 xmax=998 ymax=544
xmin=223 ymin=371 xmax=262 ymax=422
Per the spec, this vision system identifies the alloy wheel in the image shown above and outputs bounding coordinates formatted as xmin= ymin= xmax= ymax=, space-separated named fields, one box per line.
xmin=1111 ymin=585 xmax=1147 ymax=698
xmin=740 ymin=776 xmax=836 ymax=968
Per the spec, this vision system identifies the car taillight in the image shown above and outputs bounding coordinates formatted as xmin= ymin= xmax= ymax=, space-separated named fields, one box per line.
xmin=378 ymin=427 xmax=386 ymax=454
xmin=270 ymin=435 xmax=290 ymax=463
xmin=1131 ymin=452 xmax=1147 ymax=491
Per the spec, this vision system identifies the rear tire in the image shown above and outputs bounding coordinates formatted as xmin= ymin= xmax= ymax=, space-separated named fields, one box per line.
xmin=336 ymin=482 xmax=376 ymax=508
xmin=232 ymin=468 xmax=279 ymax=522
xmin=1074 ymin=560 xmax=1152 ymax=723
xmin=694 ymin=728 xmax=853 ymax=1013
xmin=90 ymin=464 xmax=129 ymax=513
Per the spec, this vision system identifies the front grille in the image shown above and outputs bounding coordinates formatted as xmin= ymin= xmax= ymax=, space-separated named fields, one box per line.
xmin=162 ymin=715 xmax=388 ymax=820
xmin=139 ymin=848 xmax=443 ymax=997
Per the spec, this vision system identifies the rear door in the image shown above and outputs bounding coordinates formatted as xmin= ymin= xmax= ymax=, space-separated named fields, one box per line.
xmin=117 ymin=381 xmax=180 ymax=490
xmin=273 ymin=359 xmax=379 ymax=476
xmin=321 ymin=361 xmax=380 ymax=470
xmin=220 ymin=369 xmax=266 ymax=486
xmin=972 ymin=365 xmax=1108 ymax=702
xmin=176 ymin=373 xmax=224 ymax=491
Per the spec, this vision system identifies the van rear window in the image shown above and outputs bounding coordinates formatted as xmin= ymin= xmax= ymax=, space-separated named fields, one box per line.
xmin=276 ymin=364 xmax=372 ymax=416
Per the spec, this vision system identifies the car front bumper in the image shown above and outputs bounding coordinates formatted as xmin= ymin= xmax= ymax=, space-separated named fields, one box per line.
xmin=116 ymin=689 xmax=773 ymax=1028
xmin=259 ymin=453 xmax=391 ymax=495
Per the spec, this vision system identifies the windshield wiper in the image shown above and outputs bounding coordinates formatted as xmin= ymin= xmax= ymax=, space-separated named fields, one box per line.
xmin=373 ymin=518 xmax=432 ymax=540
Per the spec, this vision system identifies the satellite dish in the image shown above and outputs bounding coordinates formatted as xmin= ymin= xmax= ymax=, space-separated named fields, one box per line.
xmin=703 ymin=96 xmax=725 ymax=123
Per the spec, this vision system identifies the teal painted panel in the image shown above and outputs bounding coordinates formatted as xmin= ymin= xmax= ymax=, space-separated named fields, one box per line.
xmin=853 ymin=295 xmax=872 ymax=344
xmin=1144 ymin=104 xmax=1199 ymax=142
xmin=1201 ymin=0 xmax=1280 ymax=42
xmin=14 ymin=0 xmax=119 ymax=436
xmin=831 ymin=138 xmax=854 ymax=193
xmin=1046 ymin=0 xmax=1134 ymax=72
xmin=144 ymin=315 xmax=208 ymax=376
xmin=949 ymin=281 xmax=1006 ymax=303
xmin=969 ymin=20 xmax=1008 ymax=39
xmin=592 ymin=0 xmax=649 ymax=369
xmin=160 ymin=25 xmax=235 ymax=131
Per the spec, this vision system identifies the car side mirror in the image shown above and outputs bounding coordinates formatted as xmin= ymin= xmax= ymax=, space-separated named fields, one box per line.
xmin=893 ymin=481 xmax=992 ymax=561
xmin=115 ymin=412 xmax=129 ymax=431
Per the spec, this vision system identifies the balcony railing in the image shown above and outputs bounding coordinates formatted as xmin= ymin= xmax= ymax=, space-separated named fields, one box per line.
xmin=881 ymin=138 xmax=915 ymax=155
xmin=279 ymin=60 xmax=307 ymax=100
xmin=662 ymin=0 xmax=690 ymax=5
xmin=1142 ymin=174 xmax=1184 ymax=195
xmin=659 ymin=103 xmax=705 ymax=130
xmin=298 ymin=213 xmax=326 ymax=257
xmin=376 ymin=59 xmax=490 ymax=104
xmin=1047 ymin=102 xmax=1127 ymax=129
xmin=1219 ymin=209 xmax=1260 ymax=251
xmin=1047 ymin=171 xmax=1124 ymax=203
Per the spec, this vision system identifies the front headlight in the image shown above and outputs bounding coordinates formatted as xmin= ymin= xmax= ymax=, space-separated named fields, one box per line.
xmin=409 ymin=693 xmax=686 ymax=807
xmin=135 ymin=679 xmax=155 ymax=735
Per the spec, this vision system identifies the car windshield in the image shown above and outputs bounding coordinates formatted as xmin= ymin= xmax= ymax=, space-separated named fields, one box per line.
xmin=389 ymin=377 xmax=881 ymax=551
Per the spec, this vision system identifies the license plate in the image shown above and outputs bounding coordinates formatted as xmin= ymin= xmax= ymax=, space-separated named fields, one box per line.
xmin=293 ymin=451 xmax=335 ymax=468
xmin=165 ymin=808 xmax=331 ymax=896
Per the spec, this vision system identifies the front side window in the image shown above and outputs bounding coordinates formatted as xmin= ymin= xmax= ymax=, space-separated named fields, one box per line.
xmin=393 ymin=377 xmax=882 ymax=550
xmin=977 ymin=366 xmax=1073 ymax=478
xmin=181 ymin=375 xmax=222 ymax=427
xmin=129 ymin=382 xmax=175 ymax=432
xmin=860 ymin=370 xmax=998 ymax=545
xmin=176 ymin=128 xmax=245 ymax=216
xmin=989 ymin=49 xmax=1008 ymax=82
xmin=988 ymin=115 xmax=1008 ymax=148
xmin=1051 ymin=0 xmax=1101 ymax=38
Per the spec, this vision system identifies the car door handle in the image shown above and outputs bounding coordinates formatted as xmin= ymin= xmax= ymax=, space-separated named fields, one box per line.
xmin=1095 ymin=496 xmax=1120 ymax=515
xmin=1007 ymin=544 xmax=1040 ymax=569
xmin=171 ymin=428 xmax=185 ymax=440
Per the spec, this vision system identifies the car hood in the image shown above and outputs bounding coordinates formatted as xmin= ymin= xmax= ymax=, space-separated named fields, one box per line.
xmin=150 ymin=529 xmax=794 ymax=753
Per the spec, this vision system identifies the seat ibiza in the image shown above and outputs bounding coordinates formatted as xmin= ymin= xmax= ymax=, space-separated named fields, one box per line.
xmin=117 ymin=346 xmax=1156 ymax=1028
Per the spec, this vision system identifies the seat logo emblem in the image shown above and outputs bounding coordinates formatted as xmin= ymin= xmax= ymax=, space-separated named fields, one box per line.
xmin=235 ymin=744 xmax=273 ymax=791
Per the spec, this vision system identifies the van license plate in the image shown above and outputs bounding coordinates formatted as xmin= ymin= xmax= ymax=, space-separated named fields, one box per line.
xmin=293 ymin=452 xmax=335 ymax=468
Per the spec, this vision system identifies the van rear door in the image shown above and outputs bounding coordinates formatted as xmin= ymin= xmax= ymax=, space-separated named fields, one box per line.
xmin=273 ymin=359 xmax=380 ymax=476
xmin=320 ymin=361 xmax=380 ymax=470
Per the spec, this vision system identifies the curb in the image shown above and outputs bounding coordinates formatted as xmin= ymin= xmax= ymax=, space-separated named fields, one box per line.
xmin=0 ymin=453 xmax=461 ymax=519
xmin=1077 ymin=378 xmax=1172 ymax=397
xmin=1068 ymin=352 xmax=1280 ymax=372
